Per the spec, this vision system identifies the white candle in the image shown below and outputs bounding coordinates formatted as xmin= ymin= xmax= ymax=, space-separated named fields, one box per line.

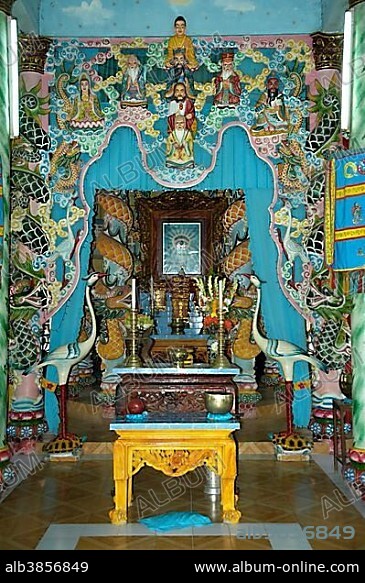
xmin=131 ymin=278 xmax=136 ymax=310
xmin=150 ymin=275 xmax=154 ymax=311
xmin=218 ymin=279 xmax=223 ymax=312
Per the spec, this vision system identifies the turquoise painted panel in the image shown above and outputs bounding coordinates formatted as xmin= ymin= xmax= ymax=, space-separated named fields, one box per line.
xmin=46 ymin=39 xmax=310 ymax=189
xmin=40 ymin=0 xmax=321 ymax=37
xmin=50 ymin=125 xmax=309 ymax=415
xmin=44 ymin=34 xmax=317 ymax=430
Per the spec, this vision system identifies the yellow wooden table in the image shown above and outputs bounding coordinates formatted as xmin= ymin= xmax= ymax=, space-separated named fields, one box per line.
xmin=109 ymin=413 xmax=241 ymax=524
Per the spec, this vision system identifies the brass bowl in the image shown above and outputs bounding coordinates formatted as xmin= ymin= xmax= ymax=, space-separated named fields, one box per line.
xmin=204 ymin=391 xmax=233 ymax=415
xmin=169 ymin=347 xmax=188 ymax=367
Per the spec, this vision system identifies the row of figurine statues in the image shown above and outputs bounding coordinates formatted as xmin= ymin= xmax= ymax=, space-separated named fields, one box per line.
xmin=68 ymin=15 xmax=288 ymax=170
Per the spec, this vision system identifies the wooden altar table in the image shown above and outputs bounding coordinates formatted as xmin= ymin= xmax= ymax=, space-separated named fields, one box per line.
xmin=109 ymin=413 xmax=241 ymax=525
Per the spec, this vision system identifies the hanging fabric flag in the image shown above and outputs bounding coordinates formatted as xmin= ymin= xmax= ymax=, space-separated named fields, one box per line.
xmin=325 ymin=149 xmax=365 ymax=272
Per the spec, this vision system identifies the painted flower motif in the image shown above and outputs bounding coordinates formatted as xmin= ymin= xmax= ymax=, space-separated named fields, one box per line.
xmin=295 ymin=381 xmax=306 ymax=390
xmin=38 ymin=422 xmax=48 ymax=434
xmin=310 ymin=422 xmax=322 ymax=436
xmin=344 ymin=467 xmax=356 ymax=482
xmin=344 ymin=423 xmax=352 ymax=434
xmin=23 ymin=426 xmax=35 ymax=439
xmin=15 ymin=192 xmax=29 ymax=209
xmin=20 ymin=426 xmax=33 ymax=439
xmin=2 ymin=465 xmax=16 ymax=483
xmin=324 ymin=423 xmax=334 ymax=436
xmin=6 ymin=426 xmax=17 ymax=438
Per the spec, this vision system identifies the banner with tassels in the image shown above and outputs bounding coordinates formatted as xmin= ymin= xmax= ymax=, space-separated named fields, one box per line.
xmin=325 ymin=150 xmax=365 ymax=272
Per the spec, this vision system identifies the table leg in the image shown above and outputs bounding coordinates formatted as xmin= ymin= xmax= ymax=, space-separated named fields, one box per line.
xmin=220 ymin=440 xmax=241 ymax=524
xmin=109 ymin=439 xmax=128 ymax=524
xmin=221 ymin=479 xmax=240 ymax=523
xmin=109 ymin=478 xmax=128 ymax=524
xmin=128 ymin=477 xmax=133 ymax=507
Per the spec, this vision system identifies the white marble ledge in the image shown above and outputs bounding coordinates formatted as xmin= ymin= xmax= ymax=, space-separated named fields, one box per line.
xmin=112 ymin=364 xmax=239 ymax=375
xmin=150 ymin=334 xmax=210 ymax=340
xmin=110 ymin=411 xmax=240 ymax=431
xmin=110 ymin=421 xmax=241 ymax=431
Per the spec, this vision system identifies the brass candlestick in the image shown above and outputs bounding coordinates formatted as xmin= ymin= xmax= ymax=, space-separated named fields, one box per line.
xmin=125 ymin=309 xmax=143 ymax=367
xmin=212 ymin=304 xmax=230 ymax=369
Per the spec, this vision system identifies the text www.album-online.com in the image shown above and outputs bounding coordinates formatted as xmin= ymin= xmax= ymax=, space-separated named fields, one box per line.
xmin=194 ymin=561 xmax=360 ymax=574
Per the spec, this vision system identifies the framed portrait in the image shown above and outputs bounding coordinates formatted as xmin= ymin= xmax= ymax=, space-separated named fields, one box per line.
xmin=136 ymin=190 xmax=228 ymax=281
xmin=162 ymin=221 xmax=201 ymax=275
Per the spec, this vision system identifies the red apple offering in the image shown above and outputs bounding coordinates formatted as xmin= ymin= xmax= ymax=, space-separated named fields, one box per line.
xmin=127 ymin=392 xmax=145 ymax=414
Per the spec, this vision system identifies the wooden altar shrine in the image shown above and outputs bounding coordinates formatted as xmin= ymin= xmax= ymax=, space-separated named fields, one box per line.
xmin=114 ymin=364 xmax=239 ymax=414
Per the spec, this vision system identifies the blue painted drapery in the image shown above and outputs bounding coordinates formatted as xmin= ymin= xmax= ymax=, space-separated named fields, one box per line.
xmin=46 ymin=125 xmax=310 ymax=431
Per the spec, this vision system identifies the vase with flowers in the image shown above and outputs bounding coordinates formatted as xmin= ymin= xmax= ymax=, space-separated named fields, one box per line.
xmin=193 ymin=274 xmax=237 ymax=363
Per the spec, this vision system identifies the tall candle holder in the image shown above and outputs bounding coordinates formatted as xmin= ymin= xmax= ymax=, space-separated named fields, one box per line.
xmin=125 ymin=308 xmax=143 ymax=368
xmin=212 ymin=279 xmax=230 ymax=368
xmin=212 ymin=307 xmax=231 ymax=369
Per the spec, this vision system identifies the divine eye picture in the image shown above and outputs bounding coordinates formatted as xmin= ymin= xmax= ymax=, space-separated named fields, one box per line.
xmin=162 ymin=221 xmax=201 ymax=274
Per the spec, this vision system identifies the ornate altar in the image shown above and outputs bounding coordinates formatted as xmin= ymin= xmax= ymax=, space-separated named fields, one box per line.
xmin=136 ymin=189 xmax=228 ymax=359
xmin=109 ymin=412 xmax=241 ymax=525
xmin=114 ymin=364 xmax=239 ymax=413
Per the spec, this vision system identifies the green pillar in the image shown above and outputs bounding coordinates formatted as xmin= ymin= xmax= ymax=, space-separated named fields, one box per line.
xmin=0 ymin=0 xmax=15 ymax=479
xmin=351 ymin=294 xmax=365 ymax=448
xmin=349 ymin=0 xmax=365 ymax=460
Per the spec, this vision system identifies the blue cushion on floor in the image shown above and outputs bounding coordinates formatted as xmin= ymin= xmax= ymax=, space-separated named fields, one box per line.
xmin=139 ymin=511 xmax=212 ymax=532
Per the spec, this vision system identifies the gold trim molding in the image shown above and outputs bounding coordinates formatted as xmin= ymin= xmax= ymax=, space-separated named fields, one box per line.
xmin=19 ymin=35 xmax=52 ymax=74
xmin=310 ymin=32 xmax=344 ymax=70
xmin=0 ymin=0 xmax=15 ymax=15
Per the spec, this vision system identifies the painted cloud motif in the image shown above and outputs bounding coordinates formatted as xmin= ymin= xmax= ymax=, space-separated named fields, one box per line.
xmin=213 ymin=0 xmax=256 ymax=12
xmin=62 ymin=0 xmax=114 ymax=24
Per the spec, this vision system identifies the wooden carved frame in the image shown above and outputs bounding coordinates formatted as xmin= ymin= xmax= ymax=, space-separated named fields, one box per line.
xmin=136 ymin=191 xmax=228 ymax=282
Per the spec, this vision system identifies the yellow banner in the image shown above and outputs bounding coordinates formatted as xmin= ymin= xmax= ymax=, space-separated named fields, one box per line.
xmin=324 ymin=159 xmax=336 ymax=265
xmin=335 ymin=226 xmax=365 ymax=241
xmin=335 ymin=184 xmax=365 ymax=199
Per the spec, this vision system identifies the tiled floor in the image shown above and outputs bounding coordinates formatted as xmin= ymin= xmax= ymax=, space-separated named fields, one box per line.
xmin=1 ymin=384 xmax=364 ymax=554
xmin=1 ymin=452 xmax=365 ymax=551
